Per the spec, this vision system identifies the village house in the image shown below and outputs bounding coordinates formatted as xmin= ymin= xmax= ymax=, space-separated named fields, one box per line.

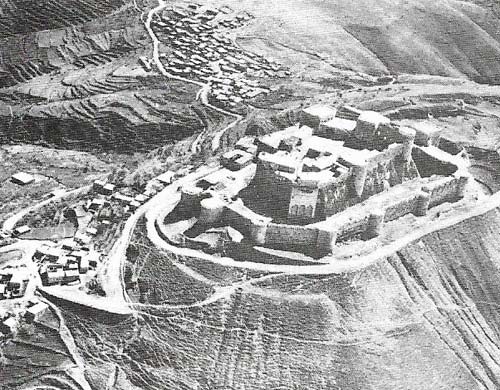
xmin=40 ymin=264 xmax=65 ymax=285
xmin=33 ymin=245 xmax=61 ymax=262
xmin=1 ymin=316 xmax=17 ymax=336
xmin=0 ymin=266 xmax=30 ymax=298
xmin=11 ymin=172 xmax=35 ymax=186
xmin=88 ymin=198 xmax=106 ymax=212
xmin=113 ymin=193 xmax=135 ymax=205
xmin=86 ymin=227 xmax=98 ymax=236
xmin=134 ymin=194 xmax=149 ymax=203
xmin=102 ymin=183 xmax=115 ymax=196
xmin=79 ymin=256 xmax=89 ymax=274
xmin=25 ymin=301 xmax=49 ymax=323
xmin=221 ymin=150 xmax=254 ymax=171
xmin=74 ymin=232 xmax=92 ymax=245
xmin=92 ymin=179 xmax=106 ymax=193
xmin=13 ymin=225 xmax=31 ymax=237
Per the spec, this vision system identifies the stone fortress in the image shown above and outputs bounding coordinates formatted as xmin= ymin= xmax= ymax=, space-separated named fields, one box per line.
xmin=161 ymin=103 xmax=472 ymax=262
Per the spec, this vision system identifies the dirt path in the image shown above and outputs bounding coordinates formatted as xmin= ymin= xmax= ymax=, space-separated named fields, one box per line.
xmin=2 ymin=185 xmax=91 ymax=233
xmin=43 ymin=298 xmax=93 ymax=390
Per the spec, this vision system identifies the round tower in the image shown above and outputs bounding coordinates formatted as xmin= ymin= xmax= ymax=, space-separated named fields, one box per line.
xmin=364 ymin=209 xmax=385 ymax=240
xmin=399 ymin=127 xmax=416 ymax=162
xmin=351 ymin=162 xmax=368 ymax=198
xmin=249 ymin=220 xmax=268 ymax=245
xmin=199 ymin=196 xmax=226 ymax=225
xmin=414 ymin=190 xmax=431 ymax=217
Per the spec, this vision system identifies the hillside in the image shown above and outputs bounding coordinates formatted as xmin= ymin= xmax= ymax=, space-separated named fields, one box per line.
xmin=1 ymin=0 xmax=500 ymax=153
xmin=225 ymin=0 xmax=500 ymax=83
xmin=45 ymin=205 xmax=500 ymax=390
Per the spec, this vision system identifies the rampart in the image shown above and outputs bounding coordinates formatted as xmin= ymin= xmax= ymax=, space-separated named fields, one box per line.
xmin=166 ymin=172 xmax=469 ymax=259
xmin=425 ymin=175 xmax=469 ymax=208
xmin=328 ymin=174 xmax=469 ymax=243
xmin=245 ymin=171 xmax=463 ymax=251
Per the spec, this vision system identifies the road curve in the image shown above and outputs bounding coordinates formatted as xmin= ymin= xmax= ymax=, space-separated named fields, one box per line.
xmin=100 ymin=165 xmax=220 ymax=307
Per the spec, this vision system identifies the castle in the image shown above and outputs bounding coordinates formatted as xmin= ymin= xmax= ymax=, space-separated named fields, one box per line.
xmin=168 ymin=103 xmax=471 ymax=260
xmin=249 ymin=105 xmax=431 ymax=224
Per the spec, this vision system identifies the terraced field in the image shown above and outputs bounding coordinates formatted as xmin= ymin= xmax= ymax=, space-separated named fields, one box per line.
xmin=0 ymin=0 xmax=129 ymax=37
xmin=0 ymin=1 xmax=218 ymax=153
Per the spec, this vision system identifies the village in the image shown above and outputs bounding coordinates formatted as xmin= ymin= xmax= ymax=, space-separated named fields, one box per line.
xmin=141 ymin=3 xmax=284 ymax=109
xmin=0 ymin=166 xmax=177 ymax=337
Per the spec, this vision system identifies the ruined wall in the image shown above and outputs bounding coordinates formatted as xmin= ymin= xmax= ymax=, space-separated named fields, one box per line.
xmin=336 ymin=215 xmax=371 ymax=241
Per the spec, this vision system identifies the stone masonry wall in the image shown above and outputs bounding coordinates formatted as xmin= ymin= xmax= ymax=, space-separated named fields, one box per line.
xmin=265 ymin=223 xmax=319 ymax=246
